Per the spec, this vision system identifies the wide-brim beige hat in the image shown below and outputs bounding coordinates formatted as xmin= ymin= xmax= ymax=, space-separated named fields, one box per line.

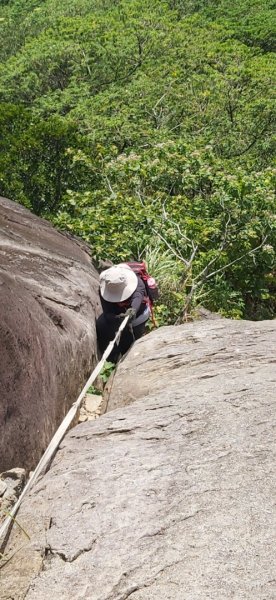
xmin=100 ymin=265 xmax=137 ymax=302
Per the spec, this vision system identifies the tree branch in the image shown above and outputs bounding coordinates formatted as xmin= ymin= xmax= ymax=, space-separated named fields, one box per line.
xmin=177 ymin=236 xmax=268 ymax=322
xmin=204 ymin=236 xmax=268 ymax=281
xmin=152 ymin=228 xmax=190 ymax=266
xmin=227 ymin=116 xmax=272 ymax=158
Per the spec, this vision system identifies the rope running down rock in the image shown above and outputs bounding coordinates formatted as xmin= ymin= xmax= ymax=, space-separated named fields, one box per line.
xmin=0 ymin=315 xmax=129 ymax=548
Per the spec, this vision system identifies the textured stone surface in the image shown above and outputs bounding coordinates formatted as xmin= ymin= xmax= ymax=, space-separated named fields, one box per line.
xmin=1 ymin=319 xmax=275 ymax=599
xmin=0 ymin=197 xmax=100 ymax=472
xmin=0 ymin=481 xmax=7 ymax=497
xmin=78 ymin=393 xmax=103 ymax=423
xmin=107 ymin=318 xmax=276 ymax=413
xmin=0 ymin=468 xmax=26 ymax=516
xmin=84 ymin=393 xmax=102 ymax=414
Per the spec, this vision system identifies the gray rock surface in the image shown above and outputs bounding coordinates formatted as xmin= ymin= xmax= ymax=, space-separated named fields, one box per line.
xmin=1 ymin=319 xmax=275 ymax=599
xmin=0 ymin=197 xmax=100 ymax=473
xmin=0 ymin=468 xmax=26 ymax=516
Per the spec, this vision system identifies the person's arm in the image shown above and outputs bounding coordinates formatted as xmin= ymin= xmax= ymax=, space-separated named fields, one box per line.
xmin=129 ymin=278 xmax=146 ymax=315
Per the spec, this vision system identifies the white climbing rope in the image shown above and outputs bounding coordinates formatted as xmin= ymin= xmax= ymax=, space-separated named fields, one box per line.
xmin=0 ymin=315 xmax=129 ymax=546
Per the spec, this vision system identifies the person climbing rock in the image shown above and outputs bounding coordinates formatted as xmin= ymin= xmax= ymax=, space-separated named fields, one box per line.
xmin=96 ymin=264 xmax=150 ymax=363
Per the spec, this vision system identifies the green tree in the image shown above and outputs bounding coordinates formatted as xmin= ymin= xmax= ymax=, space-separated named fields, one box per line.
xmin=0 ymin=0 xmax=275 ymax=321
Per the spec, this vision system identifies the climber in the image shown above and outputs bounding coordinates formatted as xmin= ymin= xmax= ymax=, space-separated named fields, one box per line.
xmin=96 ymin=264 xmax=150 ymax=363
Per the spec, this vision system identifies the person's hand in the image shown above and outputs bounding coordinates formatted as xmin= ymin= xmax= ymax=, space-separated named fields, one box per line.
xmin=116 ymin=308 xmax=136 ymax=321
xmin=125 ymin=307 xmax=136 ymax=321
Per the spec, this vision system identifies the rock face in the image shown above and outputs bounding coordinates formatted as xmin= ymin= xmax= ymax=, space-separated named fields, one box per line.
xmin=0 ymin=197 xmax=100 ymax=473
xmin=1 ymin=318 xmax=275 ymax=599
xmin=107 ymin=317 xmax=275 ymax=413
xmin=0 ymin=468 xmax=26 ymax=516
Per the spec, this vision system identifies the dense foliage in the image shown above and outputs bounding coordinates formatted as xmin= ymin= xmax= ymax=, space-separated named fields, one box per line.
xmin=0 ymin=0 xmax=275 ymax=322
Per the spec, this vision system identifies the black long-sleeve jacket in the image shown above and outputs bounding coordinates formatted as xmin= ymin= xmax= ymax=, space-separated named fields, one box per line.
xmin=99 ymin=276 xmax=147 ymax=323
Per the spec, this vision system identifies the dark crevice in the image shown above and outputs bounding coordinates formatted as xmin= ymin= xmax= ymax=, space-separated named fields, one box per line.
xmin=44 ymin=539 xmax=96 ymax=564
xmin=40 ymin=295 xmax=81 ymax=312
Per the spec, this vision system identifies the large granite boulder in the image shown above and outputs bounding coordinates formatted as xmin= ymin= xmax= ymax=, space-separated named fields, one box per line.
xmin=1 ymin=318 xmax=275 ymax=599
xmin=0 ymin=197 xmax=100 ymax=472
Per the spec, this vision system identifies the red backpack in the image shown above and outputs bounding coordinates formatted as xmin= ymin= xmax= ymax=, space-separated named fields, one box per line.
xmin=124 ymin=261 xmax=159 ymax=305
xmin=119 ymin=261 xmax=159 ymax=327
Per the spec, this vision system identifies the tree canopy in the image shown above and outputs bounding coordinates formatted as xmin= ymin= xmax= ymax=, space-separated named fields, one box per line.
xmin=0 ymin=0 xmax=275 ymax=321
